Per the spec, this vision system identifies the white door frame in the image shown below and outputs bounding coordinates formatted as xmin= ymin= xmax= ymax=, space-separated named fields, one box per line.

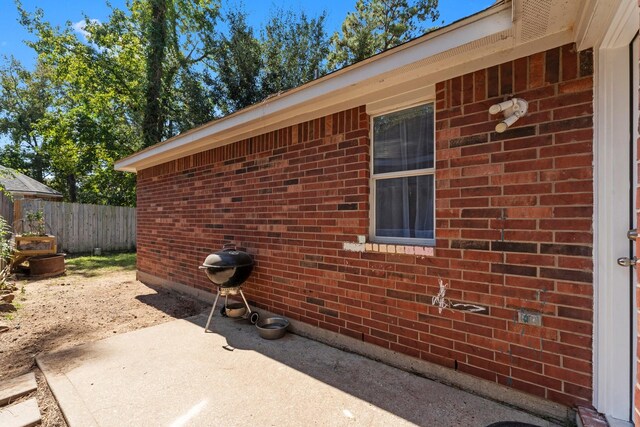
xmin=593 ymin=1 xmax=638 ymax=421
xmin=632 ymin=34 xmax=639 ymax=426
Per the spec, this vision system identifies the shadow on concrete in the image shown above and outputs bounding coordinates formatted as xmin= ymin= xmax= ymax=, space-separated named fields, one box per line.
xmin=134 ymin=285 xmax=205 ymax=320
xmin=118 ymin=281 xmax=556 ymax=427
xmin=185 ymin=310 xmax=553 ymax=427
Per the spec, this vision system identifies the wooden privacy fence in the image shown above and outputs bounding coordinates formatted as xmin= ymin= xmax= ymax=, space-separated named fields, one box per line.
xmin=0 ymin=193 xmax=13 ymax=228
xmin=6 ymin=196 xmax=135 ymax=254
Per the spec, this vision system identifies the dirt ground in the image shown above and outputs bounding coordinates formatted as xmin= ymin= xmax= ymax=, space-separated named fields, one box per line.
xmin=0 ymin=253 xmax=207 ymax=426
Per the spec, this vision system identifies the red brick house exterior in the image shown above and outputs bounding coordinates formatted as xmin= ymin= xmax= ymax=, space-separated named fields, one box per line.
xmin=138 ymin=43 xmax=594 ymax=410
xmin=119 ymin=2 xmax=640 ymax=424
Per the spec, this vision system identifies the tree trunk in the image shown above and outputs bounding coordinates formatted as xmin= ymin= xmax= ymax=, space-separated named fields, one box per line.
xmin=67 ymin=174 xmax=77 ymax=203
xmin=30 ymin=136 xmax=45 ymax=182
xmin=142 ymin=0 xmax=168 ymax=148
xmin=31 ymin=154 xmax=45 ymax=183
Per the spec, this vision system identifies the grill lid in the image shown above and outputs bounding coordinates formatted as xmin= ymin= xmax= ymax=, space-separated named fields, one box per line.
xmin=201 ymin=246 xmax=254 ymax=269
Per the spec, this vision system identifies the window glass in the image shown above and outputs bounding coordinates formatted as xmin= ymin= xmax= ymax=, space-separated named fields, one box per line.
xmin=375 ymin=175 xmax=434 ymax=239
xmin=373 ymin=104 xmax=434 ymax=174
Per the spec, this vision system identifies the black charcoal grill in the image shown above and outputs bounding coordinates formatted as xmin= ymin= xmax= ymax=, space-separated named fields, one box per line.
xmin=200 ymin=244 xmax=259 ymax=332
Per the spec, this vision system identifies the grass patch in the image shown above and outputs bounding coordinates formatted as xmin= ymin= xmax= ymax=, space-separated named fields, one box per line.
xmin=65 ymin=252 xmax=136 ymax=277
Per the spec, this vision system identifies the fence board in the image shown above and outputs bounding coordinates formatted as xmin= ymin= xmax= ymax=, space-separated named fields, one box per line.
xmin=0 ymin=193 xmax=13 ymax=227
xmin=6 ymin=198 xmax=135 ymax=254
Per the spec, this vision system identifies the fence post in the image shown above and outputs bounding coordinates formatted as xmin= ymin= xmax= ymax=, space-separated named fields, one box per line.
xmin=13 ymin=197 xmax=22 ymax=234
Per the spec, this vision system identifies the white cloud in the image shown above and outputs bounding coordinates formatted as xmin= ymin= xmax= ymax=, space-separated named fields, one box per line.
xmin=72 ymin=19 xmax=100 ymax=40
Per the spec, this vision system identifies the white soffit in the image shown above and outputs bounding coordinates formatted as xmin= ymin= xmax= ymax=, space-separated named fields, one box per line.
xmin=115 ymin=0 xmax=583 ymax=173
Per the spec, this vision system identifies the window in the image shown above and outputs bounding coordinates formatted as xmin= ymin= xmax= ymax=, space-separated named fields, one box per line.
xmin=371 ymin=103 xmax=435 ymax=246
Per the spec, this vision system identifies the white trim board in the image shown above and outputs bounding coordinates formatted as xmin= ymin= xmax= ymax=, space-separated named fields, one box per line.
xmin=592 ymin=0 xmax=639 ymax=421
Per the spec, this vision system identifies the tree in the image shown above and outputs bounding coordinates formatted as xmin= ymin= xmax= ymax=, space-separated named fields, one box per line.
xmin=0 ymin=58 xmax=52 ymax=182
xmin=328 ymin=0 xmax=439 ymax=70
xmin=2 ymin=0 xmax=222 ymax=205
xmin=167 ymin=69 xmax=217 ymax=135
xmin=142 ymin=0 xmax=168 ymax=148
xmin=261 ymin=10 xmax=329 ymax=96
xmin=139 ymin=0 xmax=220 ymax=146
xmin=4 ymin=2 xmax=146 ymax=205
xmin=213 ymin=7 xmax=329 ymax=114
xmin=213 ymin=10 xmax=263 ymax=115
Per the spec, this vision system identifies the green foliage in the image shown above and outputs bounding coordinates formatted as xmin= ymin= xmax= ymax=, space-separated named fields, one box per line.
xmin=328 ymin=0 xmax=439 ymax=70
xmin=0 ymin=58 xmax=52 ymax=182
xmin=24 ymin=210 xmax=46 ymax=236
xmin=0 ymin=215 xmax=12 ymax=263
xmin=167 ymin=69 xmax=217 ymax=135
xmin=1 ymin=2 xmax=145 ymax=205
xmin=213 ymin=10 xmax=263 ymax=115
xmin=0 ymin=0 xmax=442 ymax=207
xmin=213 ymin=7 xmax=330 ymax=114
xmin=261 ymin=10 xmax=329 ymax=95
xmin=0 ymin=215 xmax=12 ymax=288
xmin=139 ymin=0 xmax=221 ymax=146
xmin=0 ymin=1 xmax=223 ymax=205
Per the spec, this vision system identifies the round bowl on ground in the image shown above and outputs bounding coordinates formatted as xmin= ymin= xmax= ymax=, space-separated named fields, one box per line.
xmin=255 ymin=316 xmax=289 ymax=340
xmin=224 ymin=302 xmax=247 ymax=318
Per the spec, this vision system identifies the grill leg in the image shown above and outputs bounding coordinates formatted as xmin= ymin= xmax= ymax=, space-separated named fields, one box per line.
xmin=238 ymin=289 xmax=252 ymax=313
xmin=238 ymin=289 xmax=260 ymax=324
xmin=204 ymin=290 xmax=221 ymax=332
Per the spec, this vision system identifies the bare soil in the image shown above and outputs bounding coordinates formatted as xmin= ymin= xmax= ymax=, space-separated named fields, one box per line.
xmin=0 ymin=254 xmax=207 ymax=426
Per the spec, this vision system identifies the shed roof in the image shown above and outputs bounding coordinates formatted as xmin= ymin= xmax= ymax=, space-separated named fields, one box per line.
xmin=0 ymin=166 xmax=62 ymax=199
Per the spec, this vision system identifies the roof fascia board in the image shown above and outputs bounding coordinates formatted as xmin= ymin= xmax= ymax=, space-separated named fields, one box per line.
xmin=575 ymin=0 xmax=620 ymax=51
xmin=119 ymin=27 xmax=577 ymax=175
xmin=11 ymin=192 xmax=62 ymax=198
xmin=115 ymin=4 xmax=513 ymax=173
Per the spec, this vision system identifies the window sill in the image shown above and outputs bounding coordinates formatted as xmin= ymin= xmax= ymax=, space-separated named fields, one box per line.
xmin=342 ymin=242 xmax=434 ymax=256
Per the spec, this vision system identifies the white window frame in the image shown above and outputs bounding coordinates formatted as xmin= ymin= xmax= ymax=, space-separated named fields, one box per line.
xmin=369 ymin=101 xmax=436 ymax=247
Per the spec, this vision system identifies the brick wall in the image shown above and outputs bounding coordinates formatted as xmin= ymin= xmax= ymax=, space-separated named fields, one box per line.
xmin=137 ymin=43 xmax=594 ymax=409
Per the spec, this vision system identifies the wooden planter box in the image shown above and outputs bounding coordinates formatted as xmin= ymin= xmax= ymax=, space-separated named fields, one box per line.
xmin=11 ymin=235 xmax=58 ymax=272
xmin=14 ymin=235 xmax=57 ymax=255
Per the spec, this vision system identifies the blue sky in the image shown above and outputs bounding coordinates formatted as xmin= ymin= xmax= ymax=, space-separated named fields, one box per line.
xmin=0 ymin=0 xmax=495 ymax=68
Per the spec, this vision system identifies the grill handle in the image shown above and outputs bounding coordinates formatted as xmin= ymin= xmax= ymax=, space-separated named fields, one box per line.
xmin=199 ymin=265 xmax=235 ymax=270
xmin=223 ymin=243 xmax=237 ymax=251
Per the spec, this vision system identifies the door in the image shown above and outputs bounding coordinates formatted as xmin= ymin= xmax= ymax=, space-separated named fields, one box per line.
xmin=617 ymin=35 xmax=639 ymax=424
xmin=594 ymin=4 xmax=638 ymax=422
xmin=631 ymin=34 xmax=638 ymax=424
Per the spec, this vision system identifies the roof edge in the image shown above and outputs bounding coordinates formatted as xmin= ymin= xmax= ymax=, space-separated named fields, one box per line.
xmin=115 ymin=1 xmax=512 ymax=173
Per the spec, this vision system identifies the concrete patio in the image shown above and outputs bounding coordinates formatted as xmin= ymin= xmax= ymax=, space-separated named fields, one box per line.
xmin=37 ymin=312 xmax=563 ymax=427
